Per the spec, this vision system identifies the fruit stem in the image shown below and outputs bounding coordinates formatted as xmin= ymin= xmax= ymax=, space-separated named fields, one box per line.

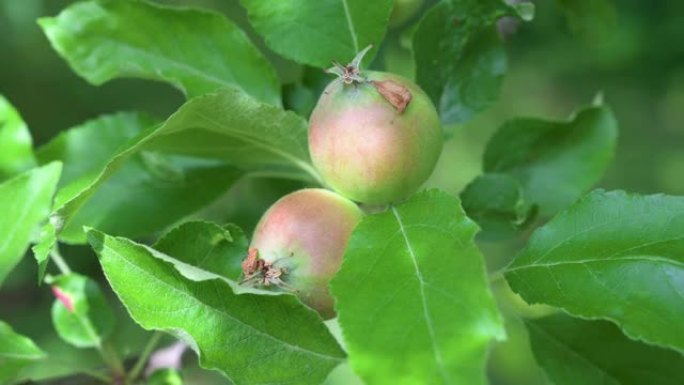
xmin=98 ymin=340 xmax=127 ymax=382
xmin=50 ymin=246 xmax=72 ymax=275
xmin=127 ymin=331 xmax=164 ymax=382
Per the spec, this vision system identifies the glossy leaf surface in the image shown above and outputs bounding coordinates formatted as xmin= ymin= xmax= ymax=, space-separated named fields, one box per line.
xmin=332 ymin=190 xmax=504 ymax=384
xmin=241 ymin=0 xmax=393 ymax=68
xmin=88 ymin=228 xmax=346 ymax=385
xmin=40 ymin=0 xmax=280 ymax=104
xmin=507 ymin=190 xmax=684 ymax=352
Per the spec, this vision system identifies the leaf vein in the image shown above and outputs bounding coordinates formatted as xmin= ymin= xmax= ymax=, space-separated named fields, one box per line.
xmin=102 ymin=241 xmax=342 ymax=362
xmin=391 ymin=206 xmax=450 ymax=383
xmin=341 ymin=0 xmax=359 ymax=53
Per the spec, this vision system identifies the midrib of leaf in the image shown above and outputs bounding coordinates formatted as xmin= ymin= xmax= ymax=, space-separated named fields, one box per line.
xmin=196 ymin=240 xmax=220 ymax=268
xmin=527 ymin=321 xmax=621 ymax=385
xmin=526 ymin=210 xmax=679 ymax=265
xmin=55 ymin=122 xmax=172 ymax=220
xmin=74 ymin=311 xmax=101 ymax=347
xmin=390 ymin=206 xmax=450 ymax=383
xmin=580 ymin=262 xmax=673 ymax=328
xmin=101 ymin=239 xmax=342 ymax=362
xmin=341 ymin=0 xmax=359 ymax=53
xmin=506 ymin=255 xmax=684 ymax=273
xmin=508 ymin=257 xmax=684 ymax=353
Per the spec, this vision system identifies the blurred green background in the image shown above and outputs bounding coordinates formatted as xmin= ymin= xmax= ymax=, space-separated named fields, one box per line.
xmin=1 ymin=0 xmax=682 ymax=384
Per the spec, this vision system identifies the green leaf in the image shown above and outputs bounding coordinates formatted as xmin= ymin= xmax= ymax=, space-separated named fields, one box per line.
xmin=526 ymin=313 xmax=684 ymax=385
xmin=484 ymin=103 xmax=618 ymax=216
xmin=331 ymin=189 xmax=504 ymax=385
xmin=142 ymin=88 xmax=316 ymax=180
xmin=0 ymin=162 xmax=61 ymax=287
xmin=37 ymin=111 xmax=156 ymax=193
xmin=36 ymin=111 xmax=243 ymax=244
xmin=32 ymin=220 xmax=58 ymax=282
xmin=437 ymin=30 xmax=506 ymax=127
xmin=39 ymin=0 xmax=280 ymax=105
xmin=506 ymin=190 xmax=684 ymax=353
xmin=0 ymin=95 xmax=35 ymax=180
xmin=87 ymin=228 xmax=346 ymax=385
xmin=39 ymin=87 xmax=313 ymax=245
xmin=413 ymin=0 xmax=530 ymax=128
xmin=148 ymin=368 xmax=183 ymax=385
xmin=34 ymin=112 xmax=150 ymax=254
xmin=154 ymin=221 xmax=248 ymax=281
xmin=59 ymin=154 xmax=242 ymax=244
xmin=460 ymin=173 xmax=534 ymax=239
xmin=36 ymin=111 xmax=158 ymax=219
xmin=0 ymin=320 xmax=46 ymax=383
xmin=14 ymin=296 xmax=151 ymax=383
xmin=240 ymin=0 xmax=394 ymax=68
xmin=49 ymin=273 xmax=116 ymax=348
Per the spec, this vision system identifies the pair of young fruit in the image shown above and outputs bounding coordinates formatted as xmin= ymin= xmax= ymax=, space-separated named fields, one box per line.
xmin=242 ymin=47 xmax=442 ymax=318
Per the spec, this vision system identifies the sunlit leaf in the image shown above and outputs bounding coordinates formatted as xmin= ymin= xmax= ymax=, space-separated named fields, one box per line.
xmin=240 ymin=0 xmax=393 ymax=67
xmin=506 ymin=190 xmax=684 ymax=353
xmin=0 ymin=95 xmax=35 ymax=180
xmin=332 ymin=189 xmax=504 ymax=384
xmin=36 ymin=111 xmax=243 ymax=244
xmin=0 ymin=162 xmax=61 ymax=286
xmin=87 ymin=228 xmax=346 ymax=385
xmin=40 ymin=0 xmax=280 ymax=104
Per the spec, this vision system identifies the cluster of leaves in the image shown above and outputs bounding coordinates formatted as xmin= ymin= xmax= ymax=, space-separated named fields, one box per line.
xmin=1 ymin=0 xmax=682 ymax=385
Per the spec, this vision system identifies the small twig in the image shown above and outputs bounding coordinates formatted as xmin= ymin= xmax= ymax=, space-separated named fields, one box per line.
xmin=78 ymin=367 xmax=111 ymax=383
xmin=98 ymin=341 xmax=127 ymax=381
xmin=49 ymin=246 xmax=71 ymax=275
xmin=488 ymin=269 xmax=506 ymax=284
xmin=50 ymin=356 xmax=112 ymax=384
xmin=128 ymin=331 xmax=164 ymax=381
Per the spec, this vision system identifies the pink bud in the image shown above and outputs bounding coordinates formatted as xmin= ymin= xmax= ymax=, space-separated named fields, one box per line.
xmin=51 ymin=286 xmax=74 ymax=312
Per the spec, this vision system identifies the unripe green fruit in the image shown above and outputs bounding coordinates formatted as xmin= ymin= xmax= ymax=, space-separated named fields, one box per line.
xmin=309 ymin=70 xmax=442 ymax=205
xmin=248 ymin=188 xmax=362 ymax=319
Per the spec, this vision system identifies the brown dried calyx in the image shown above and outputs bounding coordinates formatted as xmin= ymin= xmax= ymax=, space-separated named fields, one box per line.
xmin=326 ymin=45 xmax=373 ymax=85
xmin=326 ymin=44 xmax=413 ymax=113
xmin=372 ymin=80 xmax=412 ymax=113
xmin=240 ymin=248 xmax=294 ymax=289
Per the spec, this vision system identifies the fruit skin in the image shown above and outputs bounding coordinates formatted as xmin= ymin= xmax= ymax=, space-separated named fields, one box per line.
xmin=309 ymin=71 xmax=442 ymax=205
xmin=249 ymin=188 xmax=363 ymax=319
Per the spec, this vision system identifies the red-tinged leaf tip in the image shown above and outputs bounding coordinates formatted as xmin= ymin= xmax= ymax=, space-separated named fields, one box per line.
xmin=51 ymin=286 xmax=74 ymax=312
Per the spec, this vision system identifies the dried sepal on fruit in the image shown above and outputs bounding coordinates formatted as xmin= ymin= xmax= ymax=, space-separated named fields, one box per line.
xmin=240 ymin=247 xmax=294 ymax=289
xmin=309 ymin=45 xmax=443 ymax=204
xmin=240 ymin=189 xmax=362 ymax=319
